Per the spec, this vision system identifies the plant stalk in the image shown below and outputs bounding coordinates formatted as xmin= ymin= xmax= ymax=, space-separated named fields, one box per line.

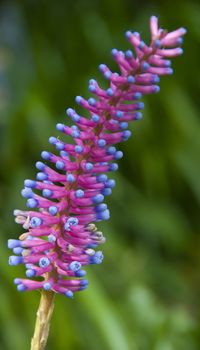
xmin=30 ymin=290 xmax=55 ymax=350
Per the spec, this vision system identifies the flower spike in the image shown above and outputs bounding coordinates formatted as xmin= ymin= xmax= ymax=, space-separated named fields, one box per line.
xmin=8 ymin=16 xmax=186 ymax=298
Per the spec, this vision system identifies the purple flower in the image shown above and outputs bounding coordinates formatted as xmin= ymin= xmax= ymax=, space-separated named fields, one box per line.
xmin=8 ymin=16 xmax=186 ymax=298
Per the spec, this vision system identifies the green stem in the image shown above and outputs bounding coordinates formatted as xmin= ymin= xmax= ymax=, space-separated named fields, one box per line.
xmin=30 ymin=291 xmax=55 ymax=350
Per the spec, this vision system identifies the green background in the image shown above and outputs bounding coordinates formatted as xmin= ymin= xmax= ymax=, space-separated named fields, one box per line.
xmin=0 ymin=0 xmax=200 ymax=349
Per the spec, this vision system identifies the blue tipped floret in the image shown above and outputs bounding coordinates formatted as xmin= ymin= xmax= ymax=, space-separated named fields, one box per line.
xmin=9 ymin=256 xmax=23 ymax=266
xmin=95 ymin=203 xmax=107 ymax=212
xmin=88 ymin=97 xmax=96 ymax=106
xmin=167 ymin=68 xmax=173 ymax=75
xmin=87 ymin=244 xmax=98 ymax=249
xmin=48 ymin=206 xmax=58 ymax=216
xmin=69 ymin=261 xmax=82 ymax=272
xmin=42 ymin=189 xmax=53 ymax=198
xmin=133 ymin=92 xmax=142 ymax=100
xmin=14 ymin=278 xmax=21 ymax=285
xmin=41 ymin=151 xmax=51 ymax=160
xmin=75 ymin=145 xmax=83 ymax=153
xmin=114 ymin=151 xmax=123 ymax=160
xmin=17 ymin=284 xmax=27 ymax=292
xmin=92 ymin=194 xmax=104 ymax=204
xmin=75 ymin=189 xmax=84 ymax=198
xmin=66 ymin=108 xmax=80 ymax=122
xmin=21 ymin=187 xmax=33 ymax=198
xmin=97 ymin=174 xmax=108 ymax=182
xmin=106 ymin=88 xmax=114 ymax=96
xmin=109 ymin=163 xmax=118 ymax=171
xmin=154 ymin=39 xmax=161 ymax=48
xmin=80 ymin=279 xmax=88 ymax=286
xmin=43 ymin=282 xmax=52 ymax=290
xmin=36 ymin=172 xmax=48 ymax=181
xmin=105 ymin=179 xmax=116 ymax=188
xmin=115 ymin=111 xmax=124 ymax=118
xmin=30 ymin=217 xmax=43 ymax=228
xmin=39 ymin=257 xmax=51 ymax=268
xmin=75 ymin=96 xmax=82 ymax=104
xmin=120 ymin=122 xmax=128 ymax=130
xmin=101 ymin=187 xmax=112 ymax=196
xmin=97 ymin=139 xmax=106 ymax=147
xmin=90 ymin=251 xmax=104 ymax=264
xmin=153 ymin=85 xmax=160 ymax=93
xmin=26 ymin=198 xmax=38 ymax=208
xmin=123 ymin=130 xmax=132 ymax=140
xmin=48 ymin=234 xmax=56 ymax=242
xmin=56 ymin=160 xmax=65 ymax=170
xmin=8 ymin=239 xmax=22 ymax=249
xmin=75 ymin=270 xmax=86 ymax=277
xmin=49 ymin=136 xmax=57 ymax=144
xmin=107 ymin=146 xmax=116 ymax=155
xmin=137 ymin=102 xmax=144 ymax=109
xmin=55 ymin=141 xmax=64 ymax=151
xmin=104 ymin=71 xmax=112 ymax=80
xmin=125 ymin=30 xmax=132 ymax=39
xmin=65 ymin=217 xmax=79 ymax=231
xmin=66 ymin=174 xmax=75 ymax=182
xmin=97 ymin=209 xmax=110 ymax=221
xmin=177 ymin=37 xmax=183 ymax=45
xmin=24 ymin=179 xmax=36 ymax=188
xmin=13 ymin=247 xmax=23 ymax=254
xmin=141 ymin=62 xmax=150 ymax=71
xmin=152 ymin=75 xmax=160 ymax=83
xmin=91 ymin=114 xmax=100 ymax=122
xmin=135 ymin=112 xmax=143 ymax=120
xmin=26 ymin=269 xmax=36 ymax=278
xmin=85 ymin=162 xmax=93 ymax=171
xmin=65 ymin=290 xmax=74 ymax=298
xmin=88 ymin=84 xmax=96 ymax=93
xmin=127 ymin=75 xmax=135 ymax=83
xmin=125 ymin=50 xmax=133 ymax=58
xmin=60 ymin=150 xmax=68 ymax=158
xmin=36 ymin=162 xmax=45 ymax=171
xmin=111 ymin=48 xmax=118 ymax=56
xmin=56 ymin=123 xmax=65 ymax=132
xmin=138 ymin=40 xmax=145 ymax=49
xmin=164 ymin=60 xmax=171 ymax=67
xmin=72 ymin=129 xmax=80 ymax=138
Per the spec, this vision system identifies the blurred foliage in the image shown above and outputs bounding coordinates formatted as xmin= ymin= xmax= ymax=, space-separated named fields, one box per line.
xmin=0 ymin=0 xmax=199 ymax=349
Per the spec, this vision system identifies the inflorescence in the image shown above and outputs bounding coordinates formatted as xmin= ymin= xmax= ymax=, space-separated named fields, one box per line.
xmin=8 ymin=16 xmax=186 ymax=298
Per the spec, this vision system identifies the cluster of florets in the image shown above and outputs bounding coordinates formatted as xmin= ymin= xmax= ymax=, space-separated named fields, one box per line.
xmin=8 ymin=16 xmax=186 ymax=298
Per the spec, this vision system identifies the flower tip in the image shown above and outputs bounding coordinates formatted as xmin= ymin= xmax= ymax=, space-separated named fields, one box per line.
xmin=167 ymin=68 xmax=174 ymax=75
xmin=9 ymin=255 xmax=23 ymax=266
xmin=43 ymin=282 xmax=52 ymax=291
xmin=8 ymin=239 xmax=21 ymax=249
xmin=26 ymin=198 xmax=38 ymax=209
xmin=17 ymin=284 xmax=27 ymax=292
xmin=150 ymin=15 xmax=158 ymax=21
xmin=125 ymin=30 xmax=132 ymax=39
xmin=75 ymin=96 xmax=83 ymax=105
xmin=56 ymin=123 xmax=65 ymax=132
xmin=30 ymin=216 xmax=42 ymax=228
xmin=69 ymin=261 xmax=82 ymax=272
xmin=111 ymin=48 xmax=118 ymax=56
xmin=125 ymin=50 xmax=133 ymax=59
xmin=65 ymin=290 xmax=74 ymax=298
xmin=24 ymin=179 xmax=36 ymax=188
xmin=26 ymin=269 xmax=36 ymax=278
xmin=180 ymin=27 xmax=187 ymax=35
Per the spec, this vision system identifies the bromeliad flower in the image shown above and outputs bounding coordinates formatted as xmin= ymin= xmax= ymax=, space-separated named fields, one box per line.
xmin=8 ymin=16 xmax=186 ymax=350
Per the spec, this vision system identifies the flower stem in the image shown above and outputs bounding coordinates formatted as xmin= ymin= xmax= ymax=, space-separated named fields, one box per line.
xmin=31 ymin=290 xmax=55 ymax=350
